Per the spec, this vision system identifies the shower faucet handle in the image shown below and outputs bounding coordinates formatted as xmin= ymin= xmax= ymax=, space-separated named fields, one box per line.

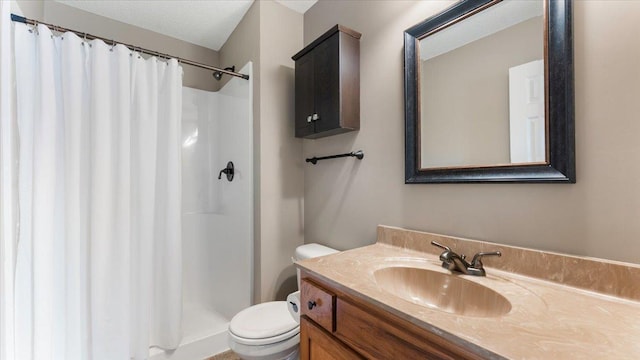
xmin=218 ymin=161 xmax=234 ymax=181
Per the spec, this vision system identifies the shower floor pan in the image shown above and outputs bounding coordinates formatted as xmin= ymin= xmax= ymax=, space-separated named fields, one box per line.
xmin=149 ymin=303 xmax=230 ymax=360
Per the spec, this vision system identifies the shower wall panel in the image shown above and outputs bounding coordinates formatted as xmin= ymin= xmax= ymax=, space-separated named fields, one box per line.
xmin=164 ymin=62 xmax=252 ymax=359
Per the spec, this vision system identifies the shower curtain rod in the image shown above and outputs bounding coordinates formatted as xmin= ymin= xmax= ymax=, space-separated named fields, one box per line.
xmin=10 ymin=13 xmax=250 ymax=80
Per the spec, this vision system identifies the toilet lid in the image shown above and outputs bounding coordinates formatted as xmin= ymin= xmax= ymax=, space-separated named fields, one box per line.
xmin=229 ymin=301 xmax=300 ymax=345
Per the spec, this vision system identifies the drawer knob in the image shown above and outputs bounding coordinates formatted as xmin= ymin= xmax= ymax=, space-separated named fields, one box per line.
xmin=307 ymin=300 xmax=317 ymax=310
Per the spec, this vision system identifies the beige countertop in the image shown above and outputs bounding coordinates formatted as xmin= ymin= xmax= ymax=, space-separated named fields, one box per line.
xmin=296 ymin=226 xmax=640 ymax=359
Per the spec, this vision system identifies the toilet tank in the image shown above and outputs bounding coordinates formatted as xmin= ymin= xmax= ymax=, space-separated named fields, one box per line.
xmin=293 ymin=243 xmax=338 ymax=289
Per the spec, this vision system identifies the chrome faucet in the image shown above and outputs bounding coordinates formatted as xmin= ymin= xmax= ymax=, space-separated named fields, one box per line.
xmin=431 ymin=241 xmax=501 ymax=277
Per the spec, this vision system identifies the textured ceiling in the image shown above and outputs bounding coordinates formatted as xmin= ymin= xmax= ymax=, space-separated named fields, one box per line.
xmin=56 ymin=0 xmax=317 ymax=51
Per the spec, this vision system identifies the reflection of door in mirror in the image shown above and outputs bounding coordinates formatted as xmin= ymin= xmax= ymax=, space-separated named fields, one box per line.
xmin=509 ymin=60 xmax=545 ymax=164
xmin=419 ymin=0 xmax=544 ymax=169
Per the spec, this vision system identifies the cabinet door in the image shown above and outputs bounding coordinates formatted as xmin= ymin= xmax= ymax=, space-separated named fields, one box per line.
xmin=295 ymin=52 xmax=315 ymax=138
xmin=313 ymin=32 xmax=341 ymax=134
xmin=300 ymin=317 xmax=363 ymax=360
xmin=335 ymin=299 xmax=470 ymax=360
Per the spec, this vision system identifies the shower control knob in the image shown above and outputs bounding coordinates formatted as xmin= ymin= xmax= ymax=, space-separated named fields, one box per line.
xmin=217 ymin=161 xmax=234 ymax=181
xmin=307 ymin=115 xmax=312 ymax=123
xmin=307 ymin=300 xmax=317 ymax=310
xmin=311 ymin=113 xmax=320 ymax=121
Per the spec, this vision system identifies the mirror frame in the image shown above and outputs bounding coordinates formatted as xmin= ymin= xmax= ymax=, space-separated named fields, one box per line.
xmin=404 ymin=0 xmax=574 ymax=183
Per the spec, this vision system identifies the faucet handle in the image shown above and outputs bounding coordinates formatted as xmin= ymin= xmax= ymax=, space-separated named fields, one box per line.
xmin=470 ymin=251 xmax=501 ymax=269
xmin=431 ymin=241 xmax=451 ymax=252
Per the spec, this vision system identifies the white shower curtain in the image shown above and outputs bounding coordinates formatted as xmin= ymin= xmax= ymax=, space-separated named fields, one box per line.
xmin=13 ymin=23 xmax=182 ymax=360
xmin=1 ymin=2 xmax=18 ymax=360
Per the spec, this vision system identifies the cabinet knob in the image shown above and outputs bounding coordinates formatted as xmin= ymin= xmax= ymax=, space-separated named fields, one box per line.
xmin=312 ymin=113 xmax=320 ymax=121
xmin=308 ymin=300 xmax=317 ymax=310
xmin=307 ymin=115 xmax=312 ymax=123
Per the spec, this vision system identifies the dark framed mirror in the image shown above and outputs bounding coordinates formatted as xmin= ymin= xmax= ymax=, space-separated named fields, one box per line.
xmin=404 ymin=0 xmax=574 ymax=183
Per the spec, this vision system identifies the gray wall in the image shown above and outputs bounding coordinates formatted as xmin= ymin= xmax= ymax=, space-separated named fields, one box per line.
xmin=256 ymin=1 xmax=304 ymax=302
xmin=220 ymin=1 xmax=304 ymax=303
xmin=12 ymin=0 xmax=221 ymax=91
xmin=303 ymin=0 xmax=640 ymax=264
xmin=219 ymin=1 xmax=263 ymax=303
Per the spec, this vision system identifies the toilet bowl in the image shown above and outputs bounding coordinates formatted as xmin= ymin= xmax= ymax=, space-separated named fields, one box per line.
xmin=228 ymin=243 xmax=338 ymax=360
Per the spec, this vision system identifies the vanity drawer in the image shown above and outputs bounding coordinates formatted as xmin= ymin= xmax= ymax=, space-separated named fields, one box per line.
xmin=301 ymin=279 xmax=336 ymax=332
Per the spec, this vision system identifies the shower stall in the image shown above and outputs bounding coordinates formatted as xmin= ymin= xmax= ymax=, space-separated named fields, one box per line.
xmin=1 ymin=9 xmax=253 ymax=358
xmin=150 ymin=62 xmax=254 ymax=360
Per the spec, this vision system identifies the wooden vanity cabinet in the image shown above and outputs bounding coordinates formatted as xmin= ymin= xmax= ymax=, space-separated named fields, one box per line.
xmin=300 ymin=275 xmax=487 ymax=360
xmin=292 ymin=25 xmax=361 ymax=139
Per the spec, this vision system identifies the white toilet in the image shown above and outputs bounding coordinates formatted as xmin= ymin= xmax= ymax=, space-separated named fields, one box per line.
xmin=228 ymin=243 xmax=338 ymax=360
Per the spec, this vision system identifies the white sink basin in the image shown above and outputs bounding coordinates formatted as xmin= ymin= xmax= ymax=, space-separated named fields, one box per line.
xmin=374 ymin=266 xmax=512 ymax=317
